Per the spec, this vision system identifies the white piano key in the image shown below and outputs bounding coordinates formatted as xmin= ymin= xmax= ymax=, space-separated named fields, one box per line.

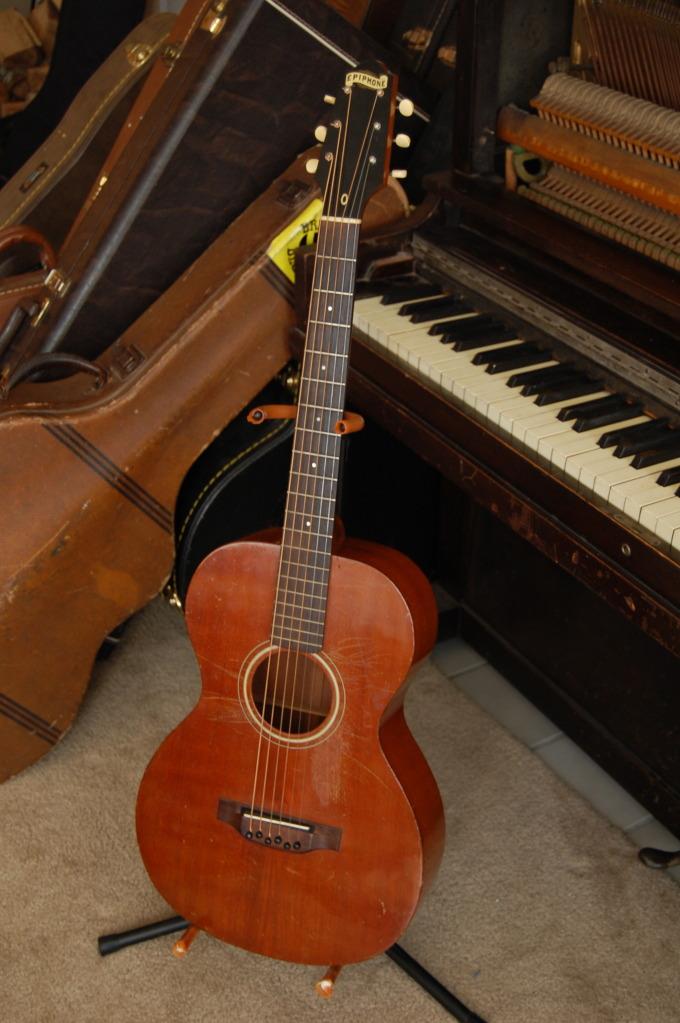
xmin=639 ymin=499 xmax=680 ymax=543
xmin=620 ymin=463 xmax=680 ymax=519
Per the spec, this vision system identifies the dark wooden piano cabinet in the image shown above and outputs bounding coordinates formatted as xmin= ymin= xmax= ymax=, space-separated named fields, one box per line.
xmin=341 ymin=0 xmax=680 ymax=834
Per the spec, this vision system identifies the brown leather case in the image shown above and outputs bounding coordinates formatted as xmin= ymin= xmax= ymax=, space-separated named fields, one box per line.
xmin=1 ymin=0 xmax=392 ymax=381
xmin=0 ymin=151 xmax=407 ymax=783
xmin=0 ymin=13 xmax=175 ymax=246
xmin=0 ymin=13 xmax=175 ymax=371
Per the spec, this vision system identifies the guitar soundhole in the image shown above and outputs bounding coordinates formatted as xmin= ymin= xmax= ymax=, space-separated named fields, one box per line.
xmin=251 ymin=650 xmax=333 ymax=736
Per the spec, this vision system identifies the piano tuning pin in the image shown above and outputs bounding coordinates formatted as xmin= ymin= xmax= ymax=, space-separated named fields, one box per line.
xmin=305 ymin=158 xmax=319 ymax=174
xmin=324 ymin=94 xmax=336 ymax=105
xmin=314 ymin=125 xmax=327 ymax=142
xmin=394 ymin=133 xmax=411 ymax=149
xmin=391 ymin=169 xmax=408 ymax=179
xmin=398 ymin=97 xmax=415 ymax=117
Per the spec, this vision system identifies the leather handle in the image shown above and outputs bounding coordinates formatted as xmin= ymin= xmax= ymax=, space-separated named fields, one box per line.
xmin=0 ymin=225 xmax=56 ymax=269
xmin=3 ymin=352 xmax=107 ymax=396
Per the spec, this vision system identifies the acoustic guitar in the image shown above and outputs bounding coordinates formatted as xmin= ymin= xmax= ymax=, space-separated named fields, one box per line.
xmin=136 ymin=63 xmax=444 ymax=970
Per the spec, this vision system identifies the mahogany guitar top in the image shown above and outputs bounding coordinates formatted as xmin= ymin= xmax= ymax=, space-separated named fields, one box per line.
xmin=136 ymin=540 xmax=444 ymax=965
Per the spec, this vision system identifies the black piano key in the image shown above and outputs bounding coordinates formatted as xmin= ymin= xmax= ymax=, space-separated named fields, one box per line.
xmin=616 ymin=426 xmax=677 ymax=460
xmin=433 ymin=314 xmax=502 ymax=339
xmin=380 ymin=282 xmax=443 ymax=305
xmin=512 ymin=365 xmax=577 ymax=393
xmin=486 ymin=349 xmax=549 ymax=374
xmin=572 ymin=400 xmax=644 ymax=433
xmin=657 ymin=466 xmax=680 ymax=487
xmin=558 ymin=394 xmax=628 ymax=422
xmin=632 ymin=436 xmax=680 ymax=469
xmin=534 ymin=378 xmax=602 ymax=406
xmin=472 ymin=342 xmax=541 ymax=367
xmin=398 ymin=294 xmax=460 ymax=317
xmin=599 ymin=417 xmax=668 ymax=449
xmin=429 ymin=315 xmax=504 ymax=337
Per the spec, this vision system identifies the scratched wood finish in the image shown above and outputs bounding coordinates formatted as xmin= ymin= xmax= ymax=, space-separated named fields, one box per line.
xmin=136 ymin=539 xmax=444 ymax=964
xmin=0 ymin=155 xmax=408 ymax=783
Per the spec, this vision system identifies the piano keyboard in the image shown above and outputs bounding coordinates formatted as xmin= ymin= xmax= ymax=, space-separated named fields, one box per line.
xmin=353 ymin=281 xmax=680 ymax=555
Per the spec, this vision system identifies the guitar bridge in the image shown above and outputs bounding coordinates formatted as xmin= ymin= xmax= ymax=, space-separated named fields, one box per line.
xmin=217 ymin=798 xmax=341 ymax=853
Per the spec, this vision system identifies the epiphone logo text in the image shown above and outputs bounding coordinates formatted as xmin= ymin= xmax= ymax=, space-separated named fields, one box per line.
xmin=345 ymin=71 xmax=388 ymax=90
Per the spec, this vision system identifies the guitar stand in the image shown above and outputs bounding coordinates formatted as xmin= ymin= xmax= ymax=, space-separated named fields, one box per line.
xmin=97 ymin=915 xmax=487 ymax=1023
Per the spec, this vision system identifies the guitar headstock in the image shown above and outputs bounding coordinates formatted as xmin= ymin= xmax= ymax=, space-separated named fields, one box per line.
xmin=305 ymin=63 xmax=409 ymax=221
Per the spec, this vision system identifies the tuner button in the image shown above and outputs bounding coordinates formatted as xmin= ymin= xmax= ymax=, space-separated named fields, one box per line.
xmin=398 ymin=97 xmax=415 ymax=117
xmin=314 ymin=125 xmax=327 ymax=142
xmin=305 ymin=158 xmax=319 ymax=174
xmin=395 ymin=133 xmax=411 ymax=149
xmin=391 ymin=169 xmax=408 ymax=179
xmin=324 ymin=94 xmax=336 ymax=105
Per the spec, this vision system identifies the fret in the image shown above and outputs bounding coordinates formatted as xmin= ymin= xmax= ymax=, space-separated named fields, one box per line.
xmin=304 ymin=349 xmax=349 ymax=359
xmin=273 ymin=624 xmax=324 ymax=642
xmin=286 ymin=490 xmax=335 ymax=504
xmin=302 ymin=377 xmax=345 ymax=388
xmin=283 ymin=528 xmax=333 ymax=542
xmin=294 ymin=470 xmax=337 ymax=483
xmin=274 ymin=604 xmax=326 ymax=622
xmin=295 ymin=401 xmax=345 ymax=414
xmin=279 ymin=540 xmax=332 ymax=556
xmin=286 ymin=506 xmax=334 ymax=520
xmin=314 ymin=254 xmax=355 ymax=262
xmin=308 ymin=319 xmax=352 ymax=330
xmin=295 ymin=425 xmax=339 ymax=437
xmin=312 ymin=288 xmax=353 ymax=297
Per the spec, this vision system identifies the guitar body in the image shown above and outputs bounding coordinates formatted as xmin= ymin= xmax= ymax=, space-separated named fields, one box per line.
xmin=136 ymin=539 xmax=444 ymax=965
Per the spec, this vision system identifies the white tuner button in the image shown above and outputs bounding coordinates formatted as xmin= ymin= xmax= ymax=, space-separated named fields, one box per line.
xmin=314 ymin=125 xmax=327 ymax=142
xmin=391 ymin=169 xmax=408 ymax=179
xmin=395 ymin=133 xmax=411 ymax=148
xmin=305 ymin=158 xmax=319 ymax=174
xmin=398 ymin=98 xmax=415 ymax=117
xmin=324 ymin=94 xmax=336 ymax=105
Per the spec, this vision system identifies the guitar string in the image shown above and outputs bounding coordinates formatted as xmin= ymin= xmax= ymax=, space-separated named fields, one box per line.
xmin=281 ymin=91 xmax=380 ymax=834
xmin=245 ymin=144 xmax=339 ymax=835
xmin=265 ymin=92 xmax=349 ymax=834
xmin=252 ymin=123 xmax=344 ymax=836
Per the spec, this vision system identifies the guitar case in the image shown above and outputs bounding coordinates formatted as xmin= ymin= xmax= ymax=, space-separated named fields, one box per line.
xmin=8 ymin=0 xmax=418 ymax=369
xmin=0 ymin=0 xmax=146 ymax=182
xmin=0 ymin=13 xmax=174 ymax=250
xmin=172 ymin=378 xmax=295 ymax=605
xmin=0 ymin=154 xmax=409 ymax=784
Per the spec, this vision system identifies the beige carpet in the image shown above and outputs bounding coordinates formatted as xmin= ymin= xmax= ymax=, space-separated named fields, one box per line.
xmin=2 ymin=599 xmax=680 ymax=1023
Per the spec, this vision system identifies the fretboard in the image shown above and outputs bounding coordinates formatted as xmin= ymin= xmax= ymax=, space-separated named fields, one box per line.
xmin=272 ymin=217 xmax=361 ymax=652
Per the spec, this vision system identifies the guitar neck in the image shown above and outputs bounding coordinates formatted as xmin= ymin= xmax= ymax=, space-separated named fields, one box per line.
xmin=271 ymin=216 xmax=361 ymax=652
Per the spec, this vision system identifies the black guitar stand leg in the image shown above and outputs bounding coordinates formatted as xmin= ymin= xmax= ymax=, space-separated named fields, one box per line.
xmin=97 ymin=916 xmax=487 ymax=1023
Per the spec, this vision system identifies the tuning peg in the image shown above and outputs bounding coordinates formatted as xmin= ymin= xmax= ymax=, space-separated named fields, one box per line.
xmin=394 ymin=133 xmax=411 ymax=149
xmin=305 ymin=158 xmax=319 ymax=174
xmin=398 ymin=97 xmax=414 ymax=117
xmin=324 ymin=94 xmax=336 ymax=105
xmin=391 ymin=169 xmax=408 ymax=179
xmin=314 ymin=125 xmax=327 ymax=142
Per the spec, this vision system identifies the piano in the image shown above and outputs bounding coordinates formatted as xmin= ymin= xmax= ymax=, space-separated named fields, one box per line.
xmin=339 ymin=0 xmax=680 ymax=837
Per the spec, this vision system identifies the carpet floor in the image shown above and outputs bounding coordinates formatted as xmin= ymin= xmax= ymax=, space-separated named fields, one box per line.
xmin=2 ymin=599 xmax=679 ymax=1023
